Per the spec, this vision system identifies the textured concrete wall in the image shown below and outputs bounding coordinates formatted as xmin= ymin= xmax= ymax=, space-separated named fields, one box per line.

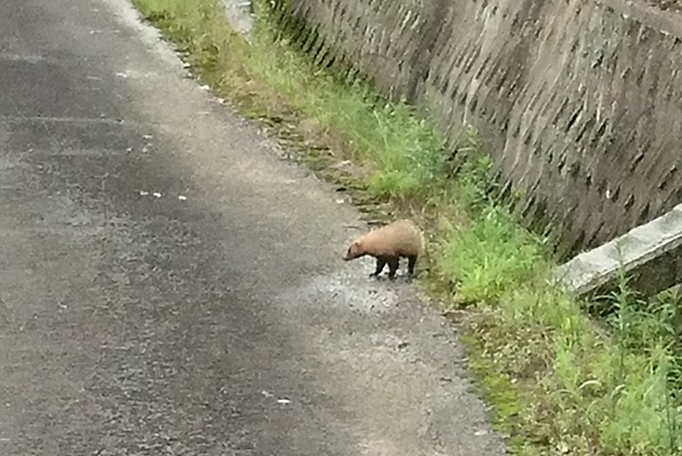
xmin=279 ymin=0 xmax=682 ymax=259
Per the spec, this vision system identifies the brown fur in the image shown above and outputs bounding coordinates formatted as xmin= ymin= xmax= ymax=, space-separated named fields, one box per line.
xmin=343 ymin=219 xmax=423 ymax=280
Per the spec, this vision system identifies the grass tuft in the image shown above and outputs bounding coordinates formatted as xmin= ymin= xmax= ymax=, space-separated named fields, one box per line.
xmin=130 ymin=0 xmax=682 ymax=455
xmin=439 ymin=205 xmax=545 ymax=304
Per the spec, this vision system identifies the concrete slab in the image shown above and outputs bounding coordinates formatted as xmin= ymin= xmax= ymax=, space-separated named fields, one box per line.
xmin=557 ymin=203 xmax=682 ymax=297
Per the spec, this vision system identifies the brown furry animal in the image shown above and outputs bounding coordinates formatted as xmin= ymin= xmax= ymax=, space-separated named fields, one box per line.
xmin=344 ymin=219 xmax=423 ymax=280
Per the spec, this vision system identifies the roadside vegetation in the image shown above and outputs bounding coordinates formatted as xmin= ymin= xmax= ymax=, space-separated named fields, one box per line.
xmin=130 ymin=0 xmax=682 ymax=454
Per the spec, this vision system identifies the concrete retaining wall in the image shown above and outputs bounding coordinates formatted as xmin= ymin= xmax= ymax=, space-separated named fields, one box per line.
xmin=278 ymin=0 xmax=682 ymax=259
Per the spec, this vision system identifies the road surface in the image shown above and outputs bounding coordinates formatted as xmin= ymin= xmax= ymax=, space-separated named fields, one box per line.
xmin=0 ymin=0 xmax=508 ymax=454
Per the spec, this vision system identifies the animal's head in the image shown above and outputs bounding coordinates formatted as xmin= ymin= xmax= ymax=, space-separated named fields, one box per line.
xmin=344 ymin=240 xmax=365 ymax=261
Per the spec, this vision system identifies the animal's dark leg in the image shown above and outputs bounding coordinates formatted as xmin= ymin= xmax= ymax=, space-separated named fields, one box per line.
xmin=407 ymin=255 xmax=418 ymax=276
xmin=370 ymin=256 xmax=387 ymax=277
xmin=386 ymin=256 xmax=399 ymax=281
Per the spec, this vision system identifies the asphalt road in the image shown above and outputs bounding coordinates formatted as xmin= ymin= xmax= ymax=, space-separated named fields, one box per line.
xmin=0 ymin=0 xmax=509 ymax=454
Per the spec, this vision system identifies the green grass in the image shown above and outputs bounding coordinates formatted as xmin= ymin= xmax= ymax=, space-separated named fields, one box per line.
xmin=130 ymin=0 xmax=682 ymax=455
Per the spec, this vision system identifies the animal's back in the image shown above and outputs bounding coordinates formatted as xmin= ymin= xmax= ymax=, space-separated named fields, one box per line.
xmin=366 ymin=219 xmax=422 ymax=257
